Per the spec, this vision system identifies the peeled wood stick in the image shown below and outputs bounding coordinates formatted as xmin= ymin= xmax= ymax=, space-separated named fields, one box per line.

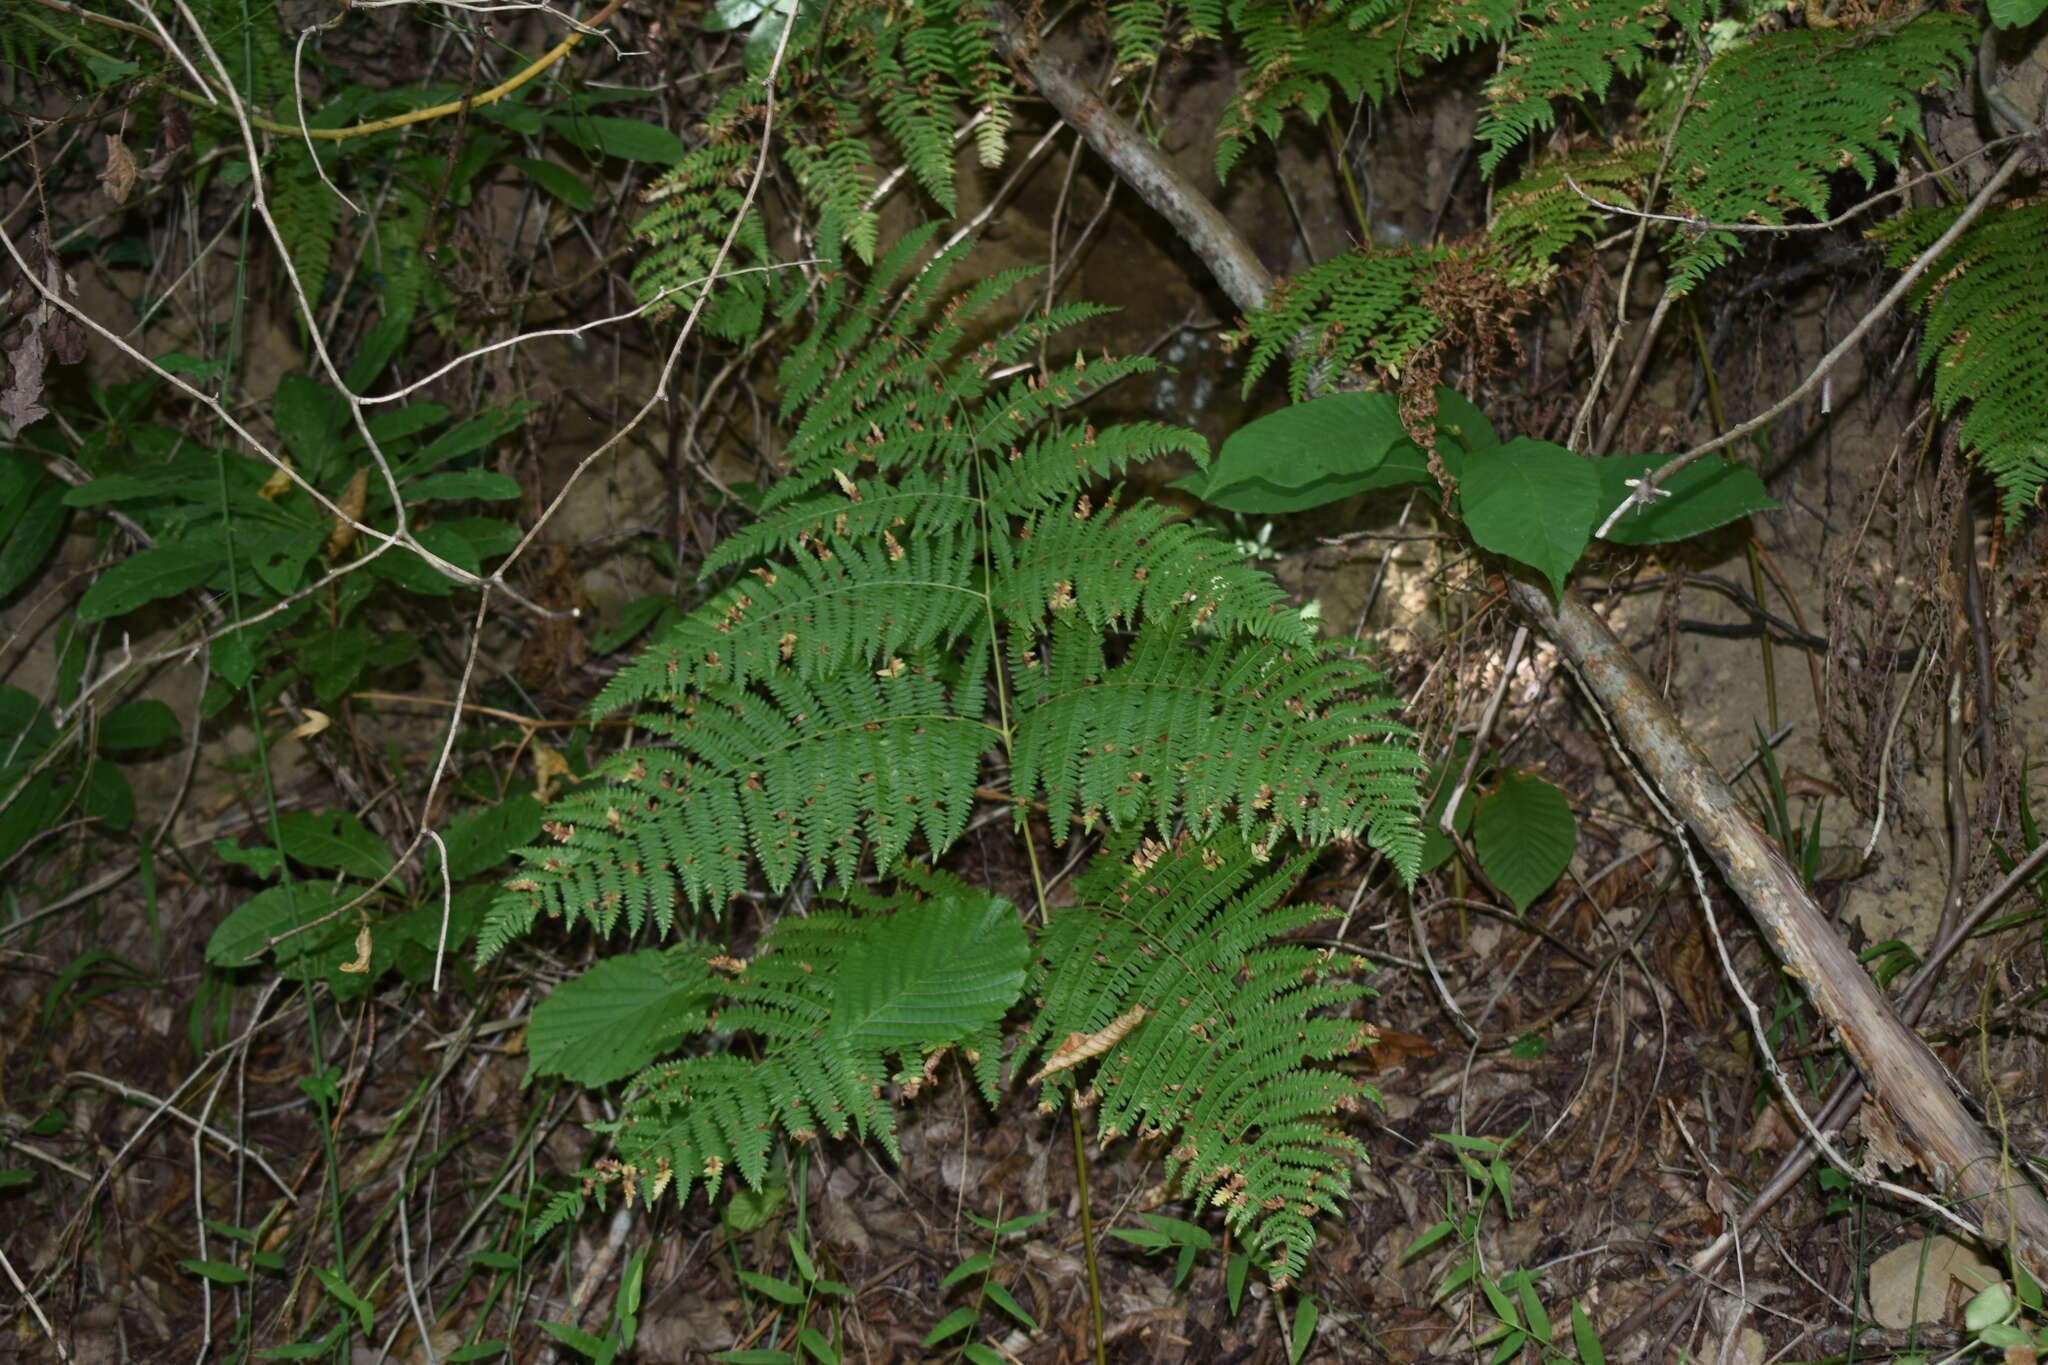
xmin=987 ymin=3 xmax=2048 ymax=1279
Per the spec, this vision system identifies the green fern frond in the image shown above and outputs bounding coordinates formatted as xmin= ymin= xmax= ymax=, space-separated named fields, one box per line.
xmin=1475 ymin=0 xmax=1700 ymax=176
xmin=602 ymin=532 xmax=986 ymax=705
xmin=632 ymin=136 xmax=785 ymax=336
xmin=491 ymin=227 xmax=1418 ymax=974
xmin=488 ymin=665 xmax=992 ymax=949
xmin=955 ymin=5 xmax=1015 ymax=167
xmin=1873 ymin=200 xmax=2048 ymax=526
xmin=525 ymin=1186 xmax=589 ymax=1240
xmin=271 ymin=149 xmax=343 ymax=316
xmin=605 ymin=889 xmax=1028 ymax=1206
xmin=866 ymin=20 xmax=961 ymax=213
xmin=1240 ymin=246 xmax=1449 ymax=400
xmin=1018 ymin=832 xmax=1377 ymax=1286
xmin=995 ymin=499 xmax=1307 ymax=642
xmin=1492 ymin=144 xmax=1658 ymax=274
xmin=980 ymin=419 xmax=1209 ymax=516
xmin=774 ymin=222 xmax=955 ymax=413
xmin=1009 ymin=623 xmax=1422 ymax=868
xmin=783 ymin=99 xmax=882 ymax=264
xmin=1214 ymin=0 xmax=1520 ymax=182
xmin=1663 ymin=13 xmax=1973 ymax=293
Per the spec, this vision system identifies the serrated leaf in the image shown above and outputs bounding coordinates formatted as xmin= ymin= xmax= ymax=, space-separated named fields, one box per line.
xmin=1594 ymin=453 xmax=1777 ymax=545
xmin=526 ymin=949 xmax=714 ymax=1086
xmin=826 ymin=893 xmax=1029 ymax=1048
xmin=1458 ymin=438 xmax=1601 ymax=598
xmin=1474 ymin=771 xmax=1577 ymax=911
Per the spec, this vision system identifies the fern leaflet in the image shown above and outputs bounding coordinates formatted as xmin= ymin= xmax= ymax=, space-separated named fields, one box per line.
xmin=1873 ymin=200 xmax=2048 ymax=526
xmin=1019 ymin=831 xmax=1379 ymax=1286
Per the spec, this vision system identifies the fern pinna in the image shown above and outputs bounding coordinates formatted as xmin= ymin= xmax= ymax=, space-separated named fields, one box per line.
xmin=1872 ymin=201 xmax=2048 ymax=527
xmin=488 ymin=223 xmax=1422 ymax=1281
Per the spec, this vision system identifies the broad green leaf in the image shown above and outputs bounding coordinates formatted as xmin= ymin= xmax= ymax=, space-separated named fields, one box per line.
xmin=1458 ymin=438 xmax=1601 ymax=598
xmin=515 ymin=157 xmax=595 ymax=211
xmin=1990 ymin=0 xmax=2047 ymax=25
xmin=1432 ymin=388 xmax=1501 ymax=455
xmin=367 ymin=403 xmax=448 ymax=444
xmin=294 ymin=623 xmax=370 ymax=703
xmin=214 ymin=836 xmax=284 ymax=878
xmin=405 ymin=470 xmax=522 ymax=502
xmin=436 ymin=516 xmax=522 ymax=560
xmin=1594 ymin=452 xmax=1777 ymax=545
xmin=438 ymin=793 xmax=543 ymax=881
xmin=0 ymin=463 xmax=67 ymax=601
xmin=1572 ymin=1300 xmax=1606 ymax=1363
xmin=82 ymin=760 xmax=133 ymax=830
xmin=274 ymin=810 xmax=393 ymax=879
xmin=827 ymin=892 xmax=1029 ymax=1047
xmin=205 ymin=883 xmax=354 ymax=966
xmin=98 ymin=699 xmax=179 ymax=750
xmin=1474 ymin=771 xmax=1576 ymax=911
xmin=982 ymin=1281 xmax=1037 ymax=1331
xmin=938 ymin=1252 xmax=993 ymax=1290
xmin=796 ymin=1326 xmax=838 ymax=1365
xmin=707 ymin=0 xmax=779 ymax=30
xmin=400 ymin=408 xmax=526 ymax=479
xmin=76 ymin=541 xmax=227 ymax=622
xmin=525 ymin=950 xmax=714 ymax=1086
xmin=272 ymin=374 xmax=354 ymax=481
xmin=1175 ymin=391 xmax=1409 ymax=513
xmin=548 ymin=114 xmax=685 ymax=166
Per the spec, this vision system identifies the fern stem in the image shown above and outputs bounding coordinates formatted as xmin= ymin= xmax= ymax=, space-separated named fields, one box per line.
xmin=1069 ymin=1105 xmax=1107 ymax=1365
xmin=1321 ymin=108 xmax=1372 ymax=247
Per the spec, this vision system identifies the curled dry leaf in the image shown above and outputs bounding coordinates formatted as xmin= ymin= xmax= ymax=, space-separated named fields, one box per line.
xmin=1028 ymin=1005 xmax=1150 ymax=1084
xmin=339 ymin=922 xmax=372 ymax=973
xmin=325 ymin=467 xmax=369 ymax=559
xmin=533 ymin=745 xmax=578 ymax=802
xmin=100 ymin=135 xmax=139 ymax=204
xmin=289 ymin=708 xmax=331 ymax=739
